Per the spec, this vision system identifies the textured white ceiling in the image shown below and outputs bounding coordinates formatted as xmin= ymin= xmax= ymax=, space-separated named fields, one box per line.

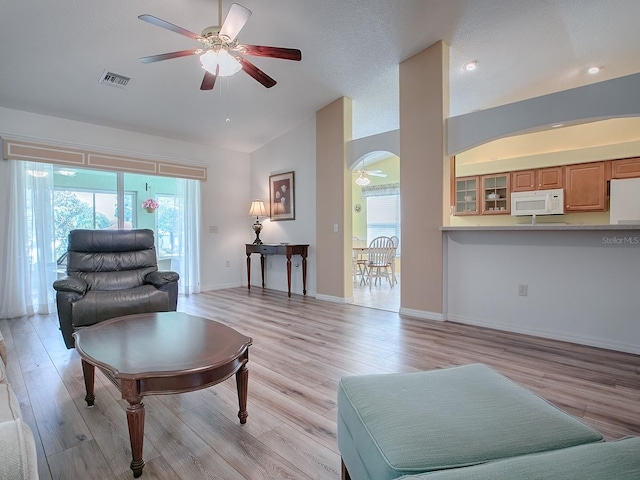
xmin=1 ymin=0 xmax=639 ymax=153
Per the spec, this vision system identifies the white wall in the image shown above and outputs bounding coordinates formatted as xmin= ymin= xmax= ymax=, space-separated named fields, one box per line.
xmin=0 ymin=106 xmax=250 ymax=293
xmin=445 ymin=229 xmax=640 ymax=354
xmin=249 ymin=117 xmax=317 ymax=296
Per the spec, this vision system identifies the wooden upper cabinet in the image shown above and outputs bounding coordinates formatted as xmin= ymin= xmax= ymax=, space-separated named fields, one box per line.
xmin=564 ymin=162 xmax=607 ymax=212
xmin=454 ymin=158 xmax=634 ymax=216
xmin=511 ymin=167 xmax=563 ymax=192
xmin=511 ymin=170 xmax=536 ymax=192
xmin=454 ymin=176 xmax=479 ymax=215
xmin=612 ymin=157 xmax=640 ymax=179
xmin=481 ymin=173 xmax=510 ymax=214
xmin=537 ymin=166 xmax=563 ymax=189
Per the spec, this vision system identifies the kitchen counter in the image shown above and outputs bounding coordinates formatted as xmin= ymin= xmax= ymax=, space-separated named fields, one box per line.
xmin=441 ymin=224 xmax=640 ymax=231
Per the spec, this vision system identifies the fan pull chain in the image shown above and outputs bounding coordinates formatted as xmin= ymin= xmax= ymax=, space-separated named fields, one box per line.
xmin=224 ymin=76 xmax=231 ymax=124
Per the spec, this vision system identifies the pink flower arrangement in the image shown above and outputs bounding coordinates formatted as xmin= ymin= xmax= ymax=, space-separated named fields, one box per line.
xmin=142 ymin=198 xmax=159 ymax=209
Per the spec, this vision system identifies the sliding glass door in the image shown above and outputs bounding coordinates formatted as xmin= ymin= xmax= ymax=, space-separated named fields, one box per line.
xmin=52 ymin=167 xmax=119 ymax=261
xmin=51 ymin=167 xmax=186 ymax=261
xmin=123 ymin=172 xmax=188 ymax=276
xmin=2 ymin=161 xmax=199 ymax=319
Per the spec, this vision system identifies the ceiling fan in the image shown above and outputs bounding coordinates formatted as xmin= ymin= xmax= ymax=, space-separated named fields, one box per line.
xmin=355 ymin=168 xmax=387 ymax=186
xmin=137 ymin=2 xmax=302 ymax=91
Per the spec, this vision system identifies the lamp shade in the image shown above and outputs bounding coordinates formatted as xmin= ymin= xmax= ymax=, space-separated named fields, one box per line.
xmin=200 ymin=50 xmax=242 ymax=77
xmin=248 ymin=200 xmax=267 ymax=217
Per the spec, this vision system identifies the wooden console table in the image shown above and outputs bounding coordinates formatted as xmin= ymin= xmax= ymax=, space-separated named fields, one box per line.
xmin=246 ymin=244 xmax=309 ymax=297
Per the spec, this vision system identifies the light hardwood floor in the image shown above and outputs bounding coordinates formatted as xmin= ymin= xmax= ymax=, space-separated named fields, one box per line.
xmin=1 ymin=287 xmax=639 ymax=479
xmin=351 ymin=275 xmax=400 ymax=312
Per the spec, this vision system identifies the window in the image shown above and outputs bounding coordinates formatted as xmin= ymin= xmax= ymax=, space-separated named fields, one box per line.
xmin=53 ymin=188 xmax=135 ymax=260
xmin=366 ymin=194 xmax=401 ymax=254
xmin=156 ymin=193 xmax=182 ymax=258
xmin=35 ymin=164 xmax=194 ymax=285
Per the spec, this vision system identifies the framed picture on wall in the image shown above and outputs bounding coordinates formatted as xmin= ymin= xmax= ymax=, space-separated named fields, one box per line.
xmin=269 ymin=171 xmax=295 ymax=221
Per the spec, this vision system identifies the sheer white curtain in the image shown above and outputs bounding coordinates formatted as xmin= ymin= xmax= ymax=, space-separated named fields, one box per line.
xmin=176 ymin=178 xmax=201 ymax=295
xmin=0 ymin=161 xmax=202 ymax=318
xmin=0 ymin=160 xmax=57 ymax=319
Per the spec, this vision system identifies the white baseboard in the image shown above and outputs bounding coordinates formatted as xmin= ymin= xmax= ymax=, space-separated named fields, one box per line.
xmin=315 ymin=294 xmax=348 ymax=304
xmin=399 ymin=308 xmax=445 ymax=321
xmin=447 ymin=314 xmax=640 ymax=355
xmin=199 ymin=281 xmax=243 ymax=292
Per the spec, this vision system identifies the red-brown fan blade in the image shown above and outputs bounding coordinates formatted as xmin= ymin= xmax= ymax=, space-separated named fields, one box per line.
xmin=200 ymin=66 xmax=218 ymax=90
xmin=139 ymin=49 xmax=201 ymax=64
xmin=138 ymin=14 xmax=202 ymax=41
xmin=219 ymin=3 xmax=252 ymax=40
xmin=242 ymin=45 xmax=302 ymax=61
xmin=237 ymin=57 xmax=276 ymax=88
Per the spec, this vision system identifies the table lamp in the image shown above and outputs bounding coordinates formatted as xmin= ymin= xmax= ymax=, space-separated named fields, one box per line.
xmin=248 ymin=200 xmax=268 ymax=244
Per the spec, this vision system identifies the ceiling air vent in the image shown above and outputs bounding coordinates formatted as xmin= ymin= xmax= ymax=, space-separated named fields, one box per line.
xmin=99 ymin=70 xmax=131 ymax=88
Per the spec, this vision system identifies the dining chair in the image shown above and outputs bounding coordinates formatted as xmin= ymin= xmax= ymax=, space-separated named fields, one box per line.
xmin=390 ymin=235 xmax=399 ymax=285
xmin=365 ymin=236 xmax=395 ymax=288
xmin=352 ymin=237 xmax=368 ymax=285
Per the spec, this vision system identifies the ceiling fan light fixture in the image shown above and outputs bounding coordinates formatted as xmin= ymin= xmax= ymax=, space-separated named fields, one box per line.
xmin=200 ymin=49 xmax=242 ymax=76
xmin=355 ymin=173 xmax=371 ymax=186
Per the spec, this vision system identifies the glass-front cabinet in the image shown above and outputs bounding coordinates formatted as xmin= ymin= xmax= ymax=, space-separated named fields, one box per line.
xmin=455 ymin=176 xmax=479 ymax=215
xmin=482 ymin=174 xmax=510 ymax=214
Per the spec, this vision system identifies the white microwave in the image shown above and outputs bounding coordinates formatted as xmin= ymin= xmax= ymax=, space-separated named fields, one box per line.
xmin=511 ymin=189 xmax=564 ymax=216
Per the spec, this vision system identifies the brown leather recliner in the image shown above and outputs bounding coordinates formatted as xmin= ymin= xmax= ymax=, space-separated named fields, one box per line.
xmin=53 ymin=229 xmax=179 ymax=348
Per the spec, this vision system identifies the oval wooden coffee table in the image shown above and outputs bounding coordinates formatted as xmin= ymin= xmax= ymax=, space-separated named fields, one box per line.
xmin=73 ymin=311 xmax=252 ymax=478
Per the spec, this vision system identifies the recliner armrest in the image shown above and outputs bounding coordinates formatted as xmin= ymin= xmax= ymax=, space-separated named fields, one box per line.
xmin=145 ymin=270 xmax=180 ymax=287
xmin=53 ymin=276 xmax=88 ymax=295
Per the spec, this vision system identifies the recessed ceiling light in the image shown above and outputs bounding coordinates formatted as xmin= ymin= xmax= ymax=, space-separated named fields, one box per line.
xmin=463 ymin=60 xmax=478 ymax=71
xmin=588 ymin=66 xmax=603 ymax=74
xmin=552 ymin=123 xmax=564 ymax=128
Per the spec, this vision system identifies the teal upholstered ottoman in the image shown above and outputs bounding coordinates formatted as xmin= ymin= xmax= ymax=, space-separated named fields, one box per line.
xmin=396 ymin=436 xmax=640 ymax=480
xmin=337 ymin=364 xmax=604 ymax=480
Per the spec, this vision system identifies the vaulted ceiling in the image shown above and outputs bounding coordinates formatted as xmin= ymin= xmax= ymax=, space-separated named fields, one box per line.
xmin=1 ymin=0 xmax=639 ymax=153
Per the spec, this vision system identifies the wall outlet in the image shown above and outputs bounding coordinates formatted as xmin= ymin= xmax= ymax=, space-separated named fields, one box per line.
xmin=209 ymin=225 xmax=218 ymax=233
xmin=225 ymin=260 xmax=230 ymax=267
xmin=518 ymin=284 xmax=528 ymax=296
xmin=333 ymin=223 xmax=339 ymax=233
xmin=268 ymin=260 xmax=273 ymax=268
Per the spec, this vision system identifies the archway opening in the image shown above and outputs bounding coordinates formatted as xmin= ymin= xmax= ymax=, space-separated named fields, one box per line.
xmin=350 ymin=151 xmax=400 ymax=312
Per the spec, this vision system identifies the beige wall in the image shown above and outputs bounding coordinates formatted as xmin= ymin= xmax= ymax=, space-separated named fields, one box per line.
xmin=399 ymin=40 xmax=449 ymax=318
xmin=456 ymin=117 xmax=640 ymax=176
xmin=316 ymin=97 xmax=353 ymax=301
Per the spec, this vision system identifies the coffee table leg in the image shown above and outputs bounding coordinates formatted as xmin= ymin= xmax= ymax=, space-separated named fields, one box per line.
xmin=81 ymin=360 xmax=95 ymax=407
xmin=122 ymin=381 xmax=146 ymax=478
xmin=236 ymin=363 xmax=249 ymax=424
